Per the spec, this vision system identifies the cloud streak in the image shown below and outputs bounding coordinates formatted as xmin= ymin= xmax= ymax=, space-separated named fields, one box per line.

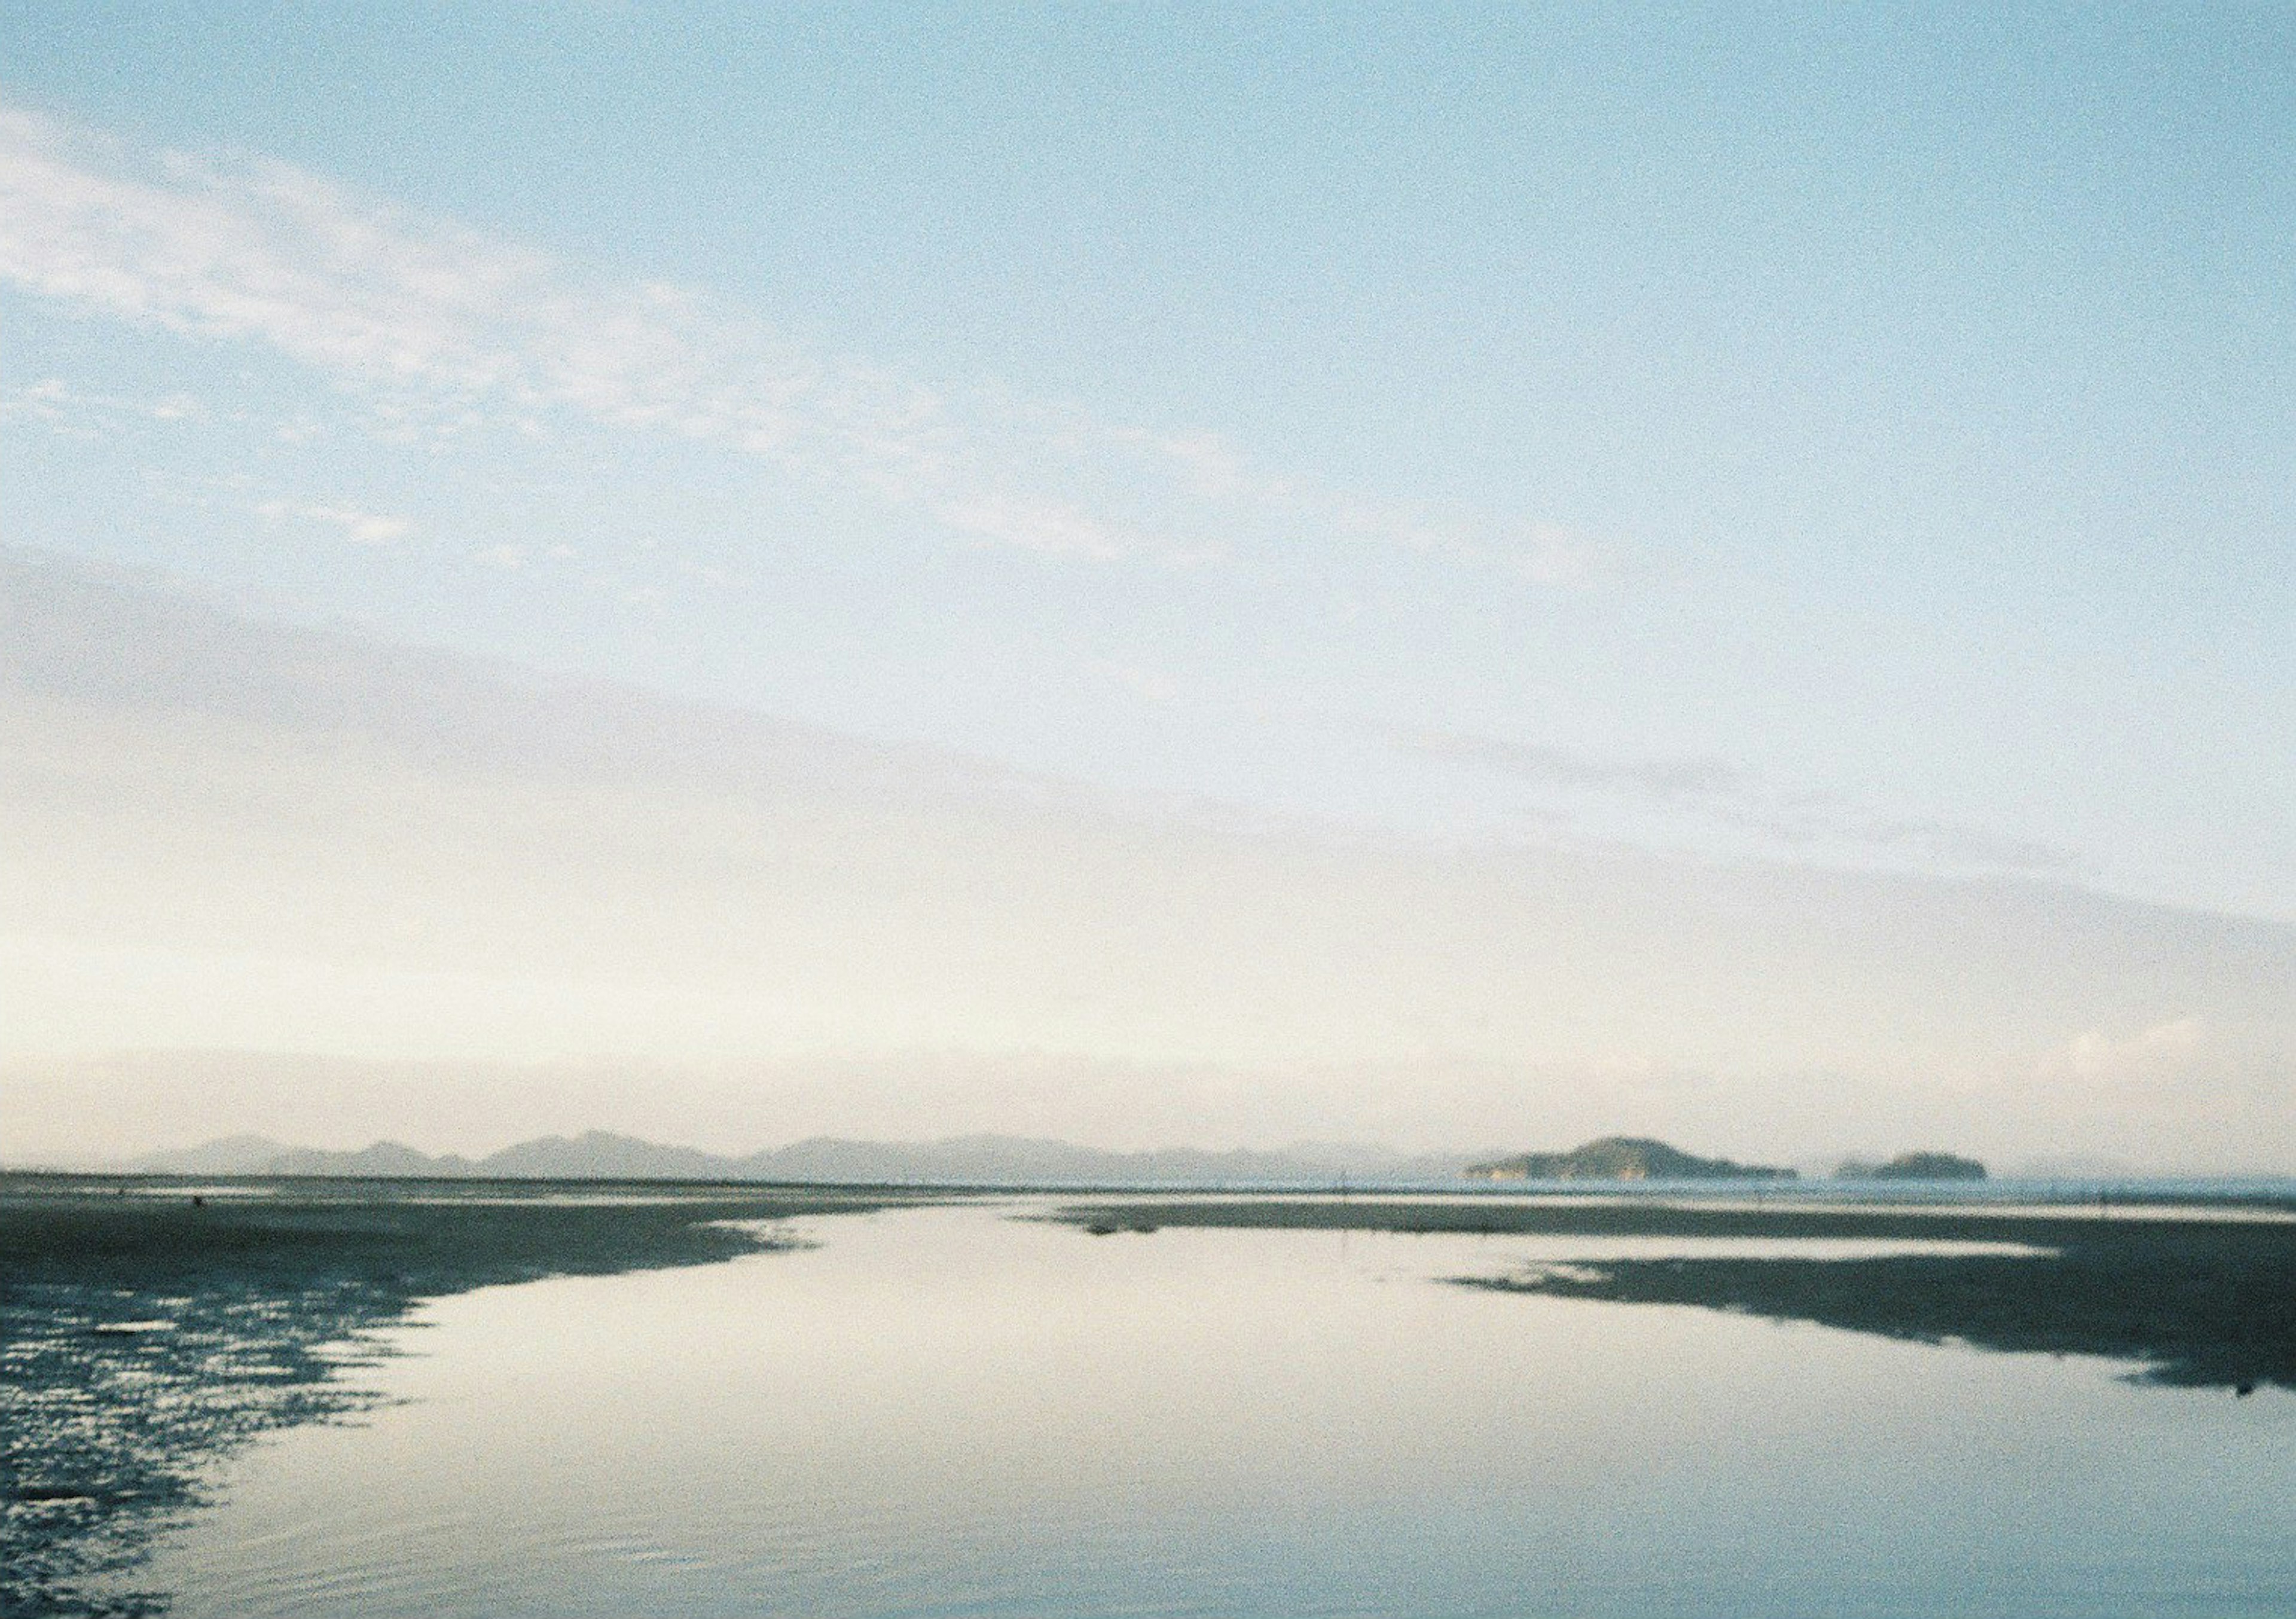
xmin=1399 ymin=730 xmax=1741 ymax=801
xmin=0 ymin=103 xmax=1584 ymax=581
xmin=1399 ymin=727 xmax=2082 ymax=876
xmin=255 ymin=499 xmax=411 ymax=545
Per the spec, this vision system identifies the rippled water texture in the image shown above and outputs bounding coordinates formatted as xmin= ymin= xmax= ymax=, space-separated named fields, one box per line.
xmin=144 ymin=1203 xmax=2294 ymax=1618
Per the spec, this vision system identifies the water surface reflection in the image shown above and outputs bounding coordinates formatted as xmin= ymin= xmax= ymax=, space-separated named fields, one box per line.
xmin=150 ymin=1203 xmax=2294 ymax=1618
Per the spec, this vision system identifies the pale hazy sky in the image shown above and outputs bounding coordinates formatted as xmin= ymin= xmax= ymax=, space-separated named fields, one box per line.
xmin=1 ymin=7 xmax=2290 ymax=1168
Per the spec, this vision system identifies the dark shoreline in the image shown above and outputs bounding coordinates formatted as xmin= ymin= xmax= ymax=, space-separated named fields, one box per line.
xmin=1051 ymin=1193 xmax=2296 ymax=1394
xmin=0 ymin=1175 xmax=908 ymax=1618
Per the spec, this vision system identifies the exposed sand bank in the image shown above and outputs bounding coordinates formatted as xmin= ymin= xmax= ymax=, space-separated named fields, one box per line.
xmin=1051 ymin=1193 xmax=2296 ymax=1393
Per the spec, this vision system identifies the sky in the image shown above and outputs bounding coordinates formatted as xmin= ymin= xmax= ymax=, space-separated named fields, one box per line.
xmin=1 ymin=4 xmax=2291 ymax=1169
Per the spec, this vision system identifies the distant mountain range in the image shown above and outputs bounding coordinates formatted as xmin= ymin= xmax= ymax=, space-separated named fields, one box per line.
xmin=120 ymin=1131 xmax=1476 ymax=1187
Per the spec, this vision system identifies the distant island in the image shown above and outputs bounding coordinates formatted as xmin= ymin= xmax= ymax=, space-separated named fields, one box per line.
xmin=1462 ymin=1136 xmax=1795 ymax=1183
xmin=1834 ymin=1150 xmax=1987 ymax=1182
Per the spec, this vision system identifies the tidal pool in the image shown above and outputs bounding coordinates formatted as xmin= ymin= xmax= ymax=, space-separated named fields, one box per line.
xmin=142 ymin=1202 xmax=2294 ymax=1618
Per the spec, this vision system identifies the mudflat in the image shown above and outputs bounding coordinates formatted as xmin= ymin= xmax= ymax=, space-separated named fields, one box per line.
xmin=1054 ymin=1193 xmax=2296 ymax=1393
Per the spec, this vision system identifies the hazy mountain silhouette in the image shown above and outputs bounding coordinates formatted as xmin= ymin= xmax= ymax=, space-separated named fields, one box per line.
xmin=264 ymin=1140 xmax=471 ymax=1177
xmin=126 ymin=1130 xmax=1473 ymax=1186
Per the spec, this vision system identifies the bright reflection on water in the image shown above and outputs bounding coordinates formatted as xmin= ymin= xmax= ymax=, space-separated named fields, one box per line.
xmin=148 ymin=1203 xmax=2293 ymax=1618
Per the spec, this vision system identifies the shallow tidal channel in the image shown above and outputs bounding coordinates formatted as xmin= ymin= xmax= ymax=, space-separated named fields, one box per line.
xmin=0 ymin=1178 xmax=884 ymax=1616
xmin=88 ymin=1196 xmax=2296 ymax=1619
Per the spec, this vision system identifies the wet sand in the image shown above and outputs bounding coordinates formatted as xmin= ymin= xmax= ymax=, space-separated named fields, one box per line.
xmin=1053 ymin=1193 xmax=2296 ymax=1393
xmin=0 ymin=1175 xmax=905 ymax=1618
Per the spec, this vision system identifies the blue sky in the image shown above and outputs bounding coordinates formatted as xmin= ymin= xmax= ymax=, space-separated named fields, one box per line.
xmin=2 ymin=6 xmax=2291 ymax=1163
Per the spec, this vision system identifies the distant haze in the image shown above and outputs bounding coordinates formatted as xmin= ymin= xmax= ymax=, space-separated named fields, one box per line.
xmin=3 ymin=552 xmax=2289 ymax=1172
xmin=115 ymin=1130 xmax=1474 ymax=1187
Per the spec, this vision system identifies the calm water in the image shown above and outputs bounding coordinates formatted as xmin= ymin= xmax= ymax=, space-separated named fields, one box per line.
xmin=144 ymin=1202 xmax=2293 ymax=1618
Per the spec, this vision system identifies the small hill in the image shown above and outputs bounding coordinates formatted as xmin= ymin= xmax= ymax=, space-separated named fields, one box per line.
xmin=1463 ymin=1136 xmax=1795 ymax=1183
xmin=1834 ymin=1150 xmax=1987 ymax=1182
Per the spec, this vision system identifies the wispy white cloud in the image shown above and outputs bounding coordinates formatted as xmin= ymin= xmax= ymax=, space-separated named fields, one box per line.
xmin=1399 ymin=727 xmax=2081 ymax=876
xmin=930 ymin=492 xmax=1134 ymax=563
xmin=0 ymin=102 xmax=1589 ymax=581
xmin=122 ymin=459 xmax=422 ymax=552
xmin=0 ymin=375 xmax=205 ymax=435
xmin=2019 ymin=1016 xmax=2294 ymax=1169
xmin=1399 ymin=731 xmax=1740 ymax=800
xmin=1095 ymin=419 xmax=1599 ymax=583
xmin=2057 ymin=1017 xmax=2208 ymax=1083
xmin=256 ymin=499 xmax=412 ymax=545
